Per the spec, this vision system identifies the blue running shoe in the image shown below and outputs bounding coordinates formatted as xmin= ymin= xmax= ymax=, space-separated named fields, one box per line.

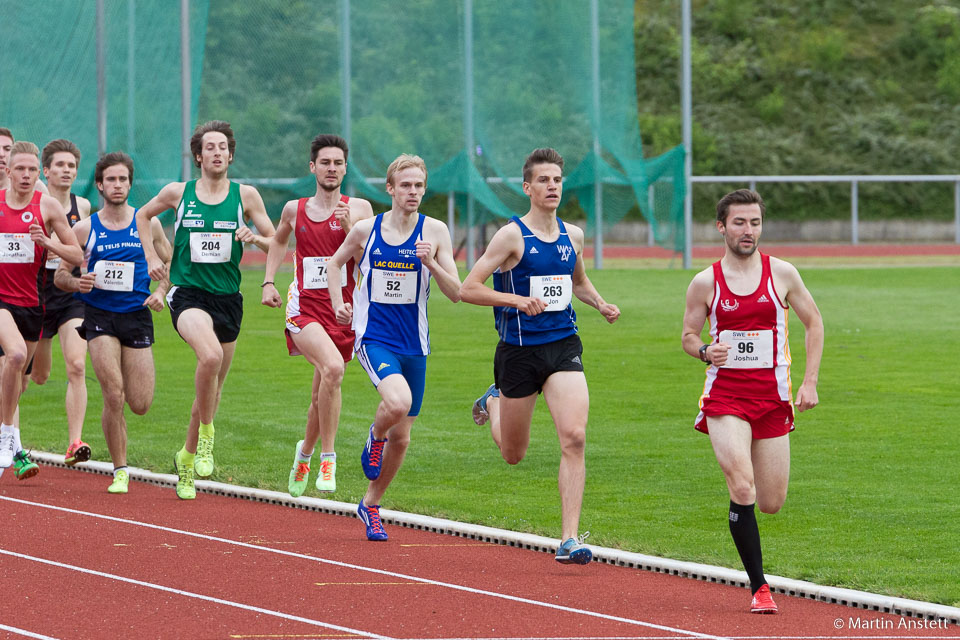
xmin=472 ymin=384 xmax=499 ymax=426
xmin=357 ymin=501 xmax=388 ymax=541
xmin=555 ymin=532 xmax=592 ymax=565
xmin=360 ymin=424 xmax=387 ymax=480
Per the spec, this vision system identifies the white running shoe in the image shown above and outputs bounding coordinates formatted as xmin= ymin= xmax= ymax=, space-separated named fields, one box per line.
xmin=0 ymin=429 xmax=16 ymax=468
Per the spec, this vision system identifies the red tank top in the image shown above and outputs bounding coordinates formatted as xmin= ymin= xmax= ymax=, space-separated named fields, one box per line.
xmin=286 ymin=195 xmax=356 ymax=331
xmin=0 ymin=189 xmax=47 ymax=307
xmin=701 ymin=253 xmax=792 ymax=401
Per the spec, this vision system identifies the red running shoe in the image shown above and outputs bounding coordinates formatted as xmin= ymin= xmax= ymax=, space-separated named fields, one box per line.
xmin=65 ymin=440 xmax=91 ymax=466
xmin=750 ymin=584 xmax=778 ymax=614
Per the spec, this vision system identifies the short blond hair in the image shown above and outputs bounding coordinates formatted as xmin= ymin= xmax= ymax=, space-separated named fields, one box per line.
xmin=10 ymin=141 xmax=39 ymax=161
xmin=386 ymin=154 xmax=427 ymax=186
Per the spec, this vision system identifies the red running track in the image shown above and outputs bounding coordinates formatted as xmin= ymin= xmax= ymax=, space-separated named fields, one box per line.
xmin=2 ymin=466 xmax=957 ymax=640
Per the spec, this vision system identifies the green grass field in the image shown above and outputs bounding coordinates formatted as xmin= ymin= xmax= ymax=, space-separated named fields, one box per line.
xmin=17 ymin=264 xmax=960 ymax=606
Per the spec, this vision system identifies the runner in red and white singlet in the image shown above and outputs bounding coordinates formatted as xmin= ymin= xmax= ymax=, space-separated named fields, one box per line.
xmin=0 ymin=190 xmax=47 ymax=308
xmin=682 ymin=189 xmax=823 ymax=615
xmin=261 ymin=134 xmax=373 ymax=497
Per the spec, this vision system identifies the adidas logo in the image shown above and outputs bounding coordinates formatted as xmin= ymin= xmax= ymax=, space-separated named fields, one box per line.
xmin=529 ymin=246 xmax=539 ymax=254
xmin=373 ymin=248 xmax=382 ymax=255
xmin=571 ymin=356 xmax=582 ymax=365
xmin=757 ymin=294 xmax=769 ymax=303
xmin=377 ymin=362 xmax=390 ymax=372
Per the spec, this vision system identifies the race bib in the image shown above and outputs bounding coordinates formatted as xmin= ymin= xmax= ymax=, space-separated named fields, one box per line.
xmin=371 ymin=269 xmax=417 ymax=304
xmin=93 ymin=260 xmax=135 ymax=291
xmin=0 ymin=233 xmax=34 ymax=263
xmin=529 ymin=274 xmax=572 ymax=312
xmin=189 ymin=232 xmax=232 ymax=263
xmin=303 ymin=256 xmax=347 ymax=290
xmin=719 ymin=329 xmax=774 ymax=368
xmin=46 ymin=256 xmax=62 ymax=270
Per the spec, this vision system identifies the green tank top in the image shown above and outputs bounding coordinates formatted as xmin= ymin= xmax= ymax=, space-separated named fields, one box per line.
xmin=170 ymin=180 xmax=244 ymax=295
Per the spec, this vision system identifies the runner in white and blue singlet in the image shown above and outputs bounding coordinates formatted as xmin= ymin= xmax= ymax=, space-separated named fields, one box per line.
xmin=328 ymin=154 xmax=461 ymax=542
xmin=461 ymin=148 xmax=621 ymax=566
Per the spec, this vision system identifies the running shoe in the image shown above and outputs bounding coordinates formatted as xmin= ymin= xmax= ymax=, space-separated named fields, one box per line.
xmin=108 ymin=469 xmax=129 ymax=494
xmin=288 ymin=439 xmax=310 ymax=498
xmin=750 ymin=584 xmax=778 ymax=614
xmin=0 ymin=429 xmax=15 ymax=468
xmin=174 ymin=450 xmax=196 ymax=500
xmin=13 ymin=450 xmax=39 ymax=480
xmin=195 ymin=424 xmax=215 ymax=478
xmin=555 ymin=532 xmax=592 ymax=565
xmin=360 ymin=424 xmax=387 ymax=480
xmin=64 ymin=439 xmax=92 ymax=466
xmin=315 ymin=456 xmax=337 ymax=493
xmin=357 ymin=501 xmax=388 ymax=541
xmin=471 ymin=383 xmax=499 ymax=426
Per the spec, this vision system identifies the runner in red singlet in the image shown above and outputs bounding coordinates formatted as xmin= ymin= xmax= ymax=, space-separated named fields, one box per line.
xmin=0 ymin=141 xmax=83 ymax=477
xmin=261 ymin=134 xmax=373 ymax=496
xmin=682 ymin=189 xmax=823 ymax=615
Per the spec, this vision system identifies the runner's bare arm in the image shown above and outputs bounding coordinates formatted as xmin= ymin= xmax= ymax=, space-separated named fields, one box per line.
xmin=76 ymin=196 xmax=92 ymax=219
xmin=143 ymin=218 xmax=173 ymax=312
xmin=54 ymin=217 xmax=94 ymax=293
xmin=460 ymin=223 xmax=546 ymax=315
xmin=36 ymin=194 xmax=83 ymax=266
xmin=682 ymin=268 xmax=729 ymax=365
xmin=346 ymin=197 xmax=375 ymax=232
xmin=327 ymin=218 xmax=373 ymax=324
xmin=566 ymin=224 xmax=619 ymax=323
xmin=774 ymin=259 xmax=823 ymax=411
xmin=261 ymin=200 xmax=297 ymax=308
xmin=136 ymin=181 xmax=186 ymax=280
xmin=238 ymin=184 xmax=276 ymax=251
xmin=416 ymin=219 xmax=460 ymax=303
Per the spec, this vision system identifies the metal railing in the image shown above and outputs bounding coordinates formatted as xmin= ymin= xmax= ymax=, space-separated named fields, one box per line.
xmin=691 ymin=175 xmax=960 ymax=245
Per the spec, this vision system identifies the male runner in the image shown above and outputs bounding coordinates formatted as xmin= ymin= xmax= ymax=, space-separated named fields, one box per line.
xmin=33 ymin=139 xmax=92 ymax=465
xmin=136 ymin=120 xmax=275 ymax=500
xmin=262 ymin=134 xmax=373 ymax=496
xmin=327 ymin=154 xmax=461 ymax=541
xmin=0 ymin=128 xmax=47 ymax=193
xmin=681 ymin=189 xmax=823 ymax=614
xmin=0 ymin=141 xmax=83 ymax=478
xmin=461 ymin=147 xmax=620 ymax=565
xmin=56 ymin=152 xmax=171 ymax=493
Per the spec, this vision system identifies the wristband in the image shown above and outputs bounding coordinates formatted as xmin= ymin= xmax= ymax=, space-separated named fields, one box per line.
xmin=699 ymin=343 xmax=710 ymax=363
xmin=261 ymin=281 xmax=274 ymax=288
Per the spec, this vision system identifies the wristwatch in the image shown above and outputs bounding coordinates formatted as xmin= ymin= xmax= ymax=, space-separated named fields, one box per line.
xmin=699 ymin=343 xmax=710 ymax=364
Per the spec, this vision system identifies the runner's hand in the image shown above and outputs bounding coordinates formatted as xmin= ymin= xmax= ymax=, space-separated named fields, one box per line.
xmin=415 ymin=240 xmax=434 ymax=267
xmin=599 ymin=302 xmax=620 ymax=324
xmin=28 ymin=223 xmax=49 ymax=248
xmin=261 ymin=283 xmax=282 ymax=308
xmin=706 ymin=342 xmax=731 ymax=366
xmin=334 ymin=200 xmax=351 ymax=231
xmin=77 ymin=272 xmax=96 ymax=294
xmin=147 ymin=255 xmax=166 ymax=281
xmin=235 ymin=226 xmax=256 ymax=244
xmin=795 ymin=383 xmax=819 ymax=412
xmin=335 ymin=302 xmax=353 ymax=325
xmin=143 ymin=289 xmax=166 ymax=312
xmin=517 ymin=296 xmax=546 ymax=316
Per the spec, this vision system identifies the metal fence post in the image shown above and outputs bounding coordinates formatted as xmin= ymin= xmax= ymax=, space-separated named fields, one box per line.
xmin=955 ymin=180 xmax=959 ymax=244
xmin=851 ymin=180 xmax=859 ymax=245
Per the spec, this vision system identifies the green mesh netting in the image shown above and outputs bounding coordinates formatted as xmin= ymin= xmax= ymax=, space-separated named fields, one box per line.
xmin=2 ymin=0 xmax=685 ymax=253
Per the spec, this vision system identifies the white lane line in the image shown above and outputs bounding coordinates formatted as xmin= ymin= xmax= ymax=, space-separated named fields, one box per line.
xmin=1 ymin=495 xmax=727 ymax=640
xmin=0 ymin=624 xmax=60 ymax=640
xmin=0 ymin=548 xmax=392 ymax=640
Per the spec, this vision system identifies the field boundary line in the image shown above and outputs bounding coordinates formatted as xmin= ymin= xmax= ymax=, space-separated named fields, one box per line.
xmin=30 ymin=451 xmax=960 ymax=624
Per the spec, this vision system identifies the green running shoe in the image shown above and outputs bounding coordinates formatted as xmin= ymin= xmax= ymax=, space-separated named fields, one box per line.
xmin=315 ymin=456 xmax=337 ymax=493
xmin=195 ymin=424 xmax=215 ymax=478
xmin=108 ymin=469 xmax=129 ymax=494
xmin=288 ymin=440 xmax=310 ymax=498
xmin=13 ymin=450 xmax=39 ymax=480
xmin=174 ymin=450 xmax=196 ymax=500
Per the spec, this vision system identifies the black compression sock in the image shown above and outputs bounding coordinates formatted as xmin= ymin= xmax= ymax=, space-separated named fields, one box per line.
xmin=728 ymin=500 xmax=767 ymax=594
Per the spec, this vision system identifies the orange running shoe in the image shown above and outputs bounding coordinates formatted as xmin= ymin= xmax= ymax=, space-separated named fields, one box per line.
xmin=64 ymin=440 xmax=91 ymax=466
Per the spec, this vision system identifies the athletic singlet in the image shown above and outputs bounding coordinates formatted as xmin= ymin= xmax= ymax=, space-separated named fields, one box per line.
xmin=41 ymin=193 xmax=82 ymax=305
xmin=286 ymin=195 xmax=356 ymax=331
xmin=0 ymin=189 xmax=47 ymax=307
xmin=79 ymin=211 xmax=151 ymax=313
xmin=352 ymin=213 xmax=430 ymax=356
xmin=493 ymin=216 xmax=577 ymax=346
xmin=700 ymin=253 xmax=792 ymax=401
xmin=170 ymin=180 xmax=244 ymax=295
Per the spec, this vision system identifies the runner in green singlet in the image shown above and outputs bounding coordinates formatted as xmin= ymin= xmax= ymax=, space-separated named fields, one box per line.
xmin=136 ymin=120 xmax=276 ymax=500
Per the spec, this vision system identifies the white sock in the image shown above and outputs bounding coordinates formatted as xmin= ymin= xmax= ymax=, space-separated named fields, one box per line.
xmin=320 ymin=452 xmax=336 ymax=461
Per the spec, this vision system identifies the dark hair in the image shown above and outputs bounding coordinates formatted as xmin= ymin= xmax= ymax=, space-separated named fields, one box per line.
xmin=94 ymin=151 xmax=134 ymax=188
xmin=0 ymin=127 xmax=12 ymax=140
xmin=522 ymin=147 xmax=564 ymax=183
xmin=716 ymin=189 xmax=765 ymax=224
xmin=190 ymin=120 xmax=236 ymax=168
xmin=310 ymin=134 xmax=348 ymax=162
xmin=41 ymin=139 xmax=81 ymax=168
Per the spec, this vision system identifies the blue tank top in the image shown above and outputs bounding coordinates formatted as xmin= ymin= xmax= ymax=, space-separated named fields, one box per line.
xmin=493 ymin=216 xmax=578 ymax=346
xmin=79 ymin=211 xmax=152 ymax=313
xmin=353 ymin=213 xmax=431 ymax=356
